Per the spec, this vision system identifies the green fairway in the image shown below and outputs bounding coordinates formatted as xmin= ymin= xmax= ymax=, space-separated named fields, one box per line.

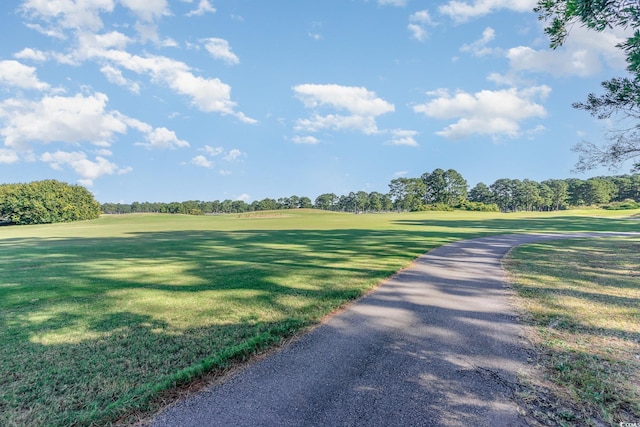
xmin=1 ymin=209 xmax=638 ymax=426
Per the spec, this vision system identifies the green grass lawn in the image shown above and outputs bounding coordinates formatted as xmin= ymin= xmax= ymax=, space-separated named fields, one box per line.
xmin=506 ymin=236 xmax=640 ymax=425
xmin=1 ymin=209 xmax=638 ymax=426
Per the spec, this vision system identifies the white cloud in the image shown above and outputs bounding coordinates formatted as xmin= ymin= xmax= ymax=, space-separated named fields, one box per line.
xmin=414 ymin=86 xmax=550 ymax=139
xmin=408 ymin=10 xmax=434 ymax=42
xmin=0 ymin=92 xmax=189 ymax=158
xmin=293 ymin=84 xmax=419 ymax=144
xmin=224 ymin=148 xmax=244 ymax=161
xmin=119 ymin=0 xmax=168 ymax=22
xmin=236 ymin=193 xmax=250 ymax=201
xmin=387 ymin=129 xmax=419 ymax=146
xmin=20 ymin=3 xmax=254 ymax=124
xmin=294 ymin=84 xmax=394 ymax=116
xmin=439 ymin=0 xmax=536 ymax=22
xmin=393 ymin=170 xmax=408 ymax=178
xmin=136 ymin=127 xmax=190 ymax=149
xmin=408 ymin=24 xmax=428 ymax=42
xmin=292 ymin=135 xmax=320 ymax=144
xmin=203 ymin=38 xmax=240 ymax=65
xmin=21 ymin=0 xmax=115 ymax=32
xmin=460 ymin=27 xmax=497 ymax=56
xmin=505 ymin=26 xmax=628 ymax=77
xmin=40 ymin=150 xmax=131 ymax=186
xmin=293 ymin=84 xmax=394 ymax=134
xmin=92 ymin=50 xmax=255 ymax=122
xmin=379 ymin=0 xmax=407 ymax=6
xmin=0 ymin=93 xmax=127 ymax=149
xmin=0 ymin=148 xmax=19 ymax=164
xmin=0 ymin=60 xmax=50 ymax=90
xmin=410 ymin=10 xmax=433 ymax=24
xmin=191 ymin=155 xmax=213 ymax=168
xmin=186 ymin=0 xmax=216 ymax=16
xmin=14 ymin=48 xmax=48 ymax=62
xmin=201 ymin=145 xmax=224 ymax=156
xmin=100 ymin=65 xmax=141 ymax=93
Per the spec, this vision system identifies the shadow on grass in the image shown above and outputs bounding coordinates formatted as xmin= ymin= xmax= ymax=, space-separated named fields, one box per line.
xmin=0 ymin=215 xmax=637 ymax=426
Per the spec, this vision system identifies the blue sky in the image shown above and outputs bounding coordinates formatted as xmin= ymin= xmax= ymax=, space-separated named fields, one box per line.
xmin=0 ymin=0 xmax=634 ymax=203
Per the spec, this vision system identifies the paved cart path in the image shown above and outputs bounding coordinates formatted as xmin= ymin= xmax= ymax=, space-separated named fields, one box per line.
xmin=149 ymin=232 xmax=635 ymax=427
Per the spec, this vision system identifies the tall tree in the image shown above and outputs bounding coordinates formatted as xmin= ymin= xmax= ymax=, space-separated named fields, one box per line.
xmin=535 ymin=1 xmax=640 ymax=172
xmin=443 ymin=169 xmax=468 ymax=206
xmin=542 ymin=179 xmax=569 ymax=210
xmin=468 ymin=182 xmax=492 ymax=204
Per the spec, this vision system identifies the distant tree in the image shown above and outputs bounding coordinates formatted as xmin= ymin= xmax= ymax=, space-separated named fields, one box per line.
xmin=514 ymin=179 xmax=542 ymax=211
xmin=443 ymin=169 xmax=468 ymax=206
xmin=257 ymin=198 xmax=279 ymax=211
xmin=582 ymin=178 xmax=618 ymax=205
xmin=542 ymin=179 xmax=569 ymax=210
xmin=298 ymin=196 xmax=313 ymax=209
xmin=565 ymin=178 xmax=586 ymax=206
xmin=422 ymin=168 xmax=467 ymax=206
xmin=389 ymin=178 xmax=425 ymax=211
xmin=314 ymin=193 xmax=338 ymax=210
xmin=468 ymin=182 xmax=492 ymax=204
xmin=489 ymin=178 xmax=517 ymax=212
xmin=422 ymin=169 xmax=447 ymax=204
xmin=367 ymin=192 xmax=384 ymax=212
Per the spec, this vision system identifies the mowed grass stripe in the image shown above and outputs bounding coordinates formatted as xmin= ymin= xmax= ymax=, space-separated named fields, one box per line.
xmin=0 ymin=209 xmax=638 ymax=426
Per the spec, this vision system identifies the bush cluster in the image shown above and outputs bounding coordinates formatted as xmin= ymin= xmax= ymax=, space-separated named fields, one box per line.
xmin=0 ymin=180 xmax=101 ymax=225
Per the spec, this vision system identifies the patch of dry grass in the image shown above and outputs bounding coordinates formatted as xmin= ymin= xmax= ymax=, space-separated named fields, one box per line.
xmin=506 ymin=237 xmax=640 ymax=425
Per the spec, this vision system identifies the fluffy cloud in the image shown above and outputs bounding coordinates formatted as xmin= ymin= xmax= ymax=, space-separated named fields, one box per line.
xmin=201 ymin=145 xmax=224 ymax=156
xmin=439 ymin=0 xmax=536 ymax=22
xmin=186 ymin=0 xmax=216 ymax=16
xmin=0 ymin=93 xmax=127 ymax=149
xmin=293 ymin=84 xmax=419 ymax=145
xmin=0 ymin=148 xmax=19 ymax=164
xmin=505 ymin=26 xmax=628 ymax=77
xmin=135 ymin=127 xmax=189 ymax=149
xmin=414 ymin=86 xmax=550 ymax=139
xmin=460 ymin=27 xmax=497 ymax=57
xmin=387 ymin=129 xmax=419 ymax=146
xmin=293 ymin=84 xmax=394 ymax=134
xmin=378 ymin=0 xmax=407 ymax=6
xmin=224 ymin=149 xmax=244 ymax=161
xmin=292 ymin=135 xmax=320 ymax=144
xmin=100 ymin=65 xmax=140 ymax=93
xmin=13 ymin=48 xmax=48 ymax=62
xmin=294 ymin=84 xmax=394 ymax=116
xmin=94 ymin=50 xmax=255 ymax=122
xmin=408 ymin=10 xmax=434 ymax=42
xmin=191 ymin=155 xmax=213 ymax=168
xmin=21 ymin=0 xmax=115 ymax=32
xmin=203 ymin=38 xmax=240 ymax=65
xmin=0 ymin=91 xmax=189 ymax=154
xmin=0 ymin=60 xmax=50 ymax=90
xmin=119 ymin=0 xmax=168 ymax=22
xmin=20 ymin=1 xmax=254 ymax=124
xmin=40 ymin=150 xmax=131 ymax=186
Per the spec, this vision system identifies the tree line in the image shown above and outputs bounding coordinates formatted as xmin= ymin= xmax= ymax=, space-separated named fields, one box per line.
xmin=0 ymin=180 xmax=102 ymax=225
xmin=102 ymin=168 xmax=640 ymax=215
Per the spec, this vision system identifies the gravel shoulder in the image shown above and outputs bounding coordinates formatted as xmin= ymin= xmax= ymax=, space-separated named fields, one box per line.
xmin=149 ymin=232 xmax=635 ymax=427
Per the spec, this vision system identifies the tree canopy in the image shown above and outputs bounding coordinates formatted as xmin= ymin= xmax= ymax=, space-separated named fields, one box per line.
xmin=535 ymin=0 xmax=640 ymax=172
xmin=0 ymin=180 xmax=101 ymax=225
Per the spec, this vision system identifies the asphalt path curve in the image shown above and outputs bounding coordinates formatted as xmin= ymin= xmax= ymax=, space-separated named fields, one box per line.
xmin=149 ymin=232 xmax=636 ymax=427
